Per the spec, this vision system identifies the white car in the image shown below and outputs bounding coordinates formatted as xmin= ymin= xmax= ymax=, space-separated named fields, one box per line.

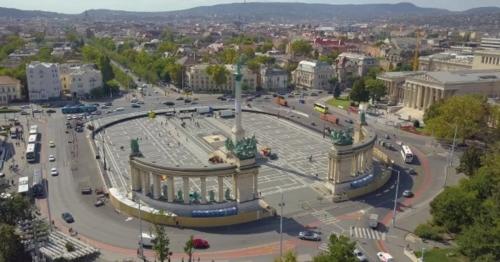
xmin=50 ymin=168 xmax=58 ymax=176
xmin=115 ymin=107 xmax=125 ymax=111
xmin=48 ymin=155 xmax=56 ymax=162
xmin=353 ymin=248 xmax=368 ymax=261
xmin=49 ymin=141 xmax=55 ymax=148
xmin=377 ymin=252 xmax=394 ymax=262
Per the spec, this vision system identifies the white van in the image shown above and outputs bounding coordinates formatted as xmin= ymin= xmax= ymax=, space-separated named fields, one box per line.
xmin=368 ymin=213 xmax=379 ymax=229
xmin=377 ymin=252 xmax=394 ymax=262
xmin=139 ymin=233 xmax=156 ymax=247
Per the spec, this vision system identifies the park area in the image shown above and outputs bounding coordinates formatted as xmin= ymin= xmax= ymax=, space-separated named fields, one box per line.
xmin=326 ymin=97 xmax=351 ymax=109
xmin=415 ymin=248 xmax=467 ymax=262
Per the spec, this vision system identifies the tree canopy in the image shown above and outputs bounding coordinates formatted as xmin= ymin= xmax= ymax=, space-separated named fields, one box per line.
xmin=349 ymin=80 xmax=370 ymax=103
xmin=364 ymin=79 xmax=386 ymax=101
xmin=313 ymin=234 xmax=357 ymax=262
xmin=290 ymin=40 xmax=312 ymax=57
xmin=206 ymin=64 xmax=229 ymax=88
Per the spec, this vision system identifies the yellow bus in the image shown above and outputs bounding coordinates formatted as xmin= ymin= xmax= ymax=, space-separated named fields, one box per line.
xmin=313 ymin=103 xmax=329 ymax=113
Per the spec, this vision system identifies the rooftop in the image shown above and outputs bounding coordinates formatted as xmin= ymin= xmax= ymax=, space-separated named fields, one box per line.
xmin=0 ymin=75 xmax=20 ymax=85
xmin=408 ymin=69 xmax=500 ymax=86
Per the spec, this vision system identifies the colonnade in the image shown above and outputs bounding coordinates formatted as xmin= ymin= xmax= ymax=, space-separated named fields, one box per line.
xmin=130 ymin=164 xmax=259 ymax=204
xmin=384 ymin=81 xmax=404 ymax=103
xmin=403 ymin=83 xmax=446 ymax=110
xmin=328 ymin=147 xmax=373 ymax=183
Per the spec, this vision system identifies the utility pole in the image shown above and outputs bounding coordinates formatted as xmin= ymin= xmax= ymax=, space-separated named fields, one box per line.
xmin=278 ymin=191 xmax=285 ymax=259
xmin=136 ymin=193 xmax=145 ymax=261
xmin=444 ymin=124 xmax=458 ymax=187
xmin=391 ymin=168 xmax=401 ymax=227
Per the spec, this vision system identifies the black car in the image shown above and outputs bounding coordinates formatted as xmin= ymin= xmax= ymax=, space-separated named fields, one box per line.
xmin=46 ymin=109 xmax=56 ymax=113
xmin=163 ymin=101 xmax=175 ymax=106
xmin=104 ymin=102 xmax=112 ymax=106
xmin=61 ymin=212 xmax=74 ymax=223
xmin=176 ymin=97 xmax=184 ymax=101
xmin=20 ymin=111 xmax=29 ymax=115
xmin=184 ymin=99 xmax=192 ymax=103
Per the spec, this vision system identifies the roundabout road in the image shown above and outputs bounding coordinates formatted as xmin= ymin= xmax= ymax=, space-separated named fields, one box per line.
xmin=33 ymin=92 xmax=449 ymax=261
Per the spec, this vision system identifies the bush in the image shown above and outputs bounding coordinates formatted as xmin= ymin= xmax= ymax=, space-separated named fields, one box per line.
xmin=415 ymin=223 xmax=443 ymax=241
xmin=65 ymin=242 xmax=75 ymax=252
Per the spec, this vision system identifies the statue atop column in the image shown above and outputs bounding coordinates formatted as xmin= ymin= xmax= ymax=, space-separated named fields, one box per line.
xmin=329 ymin=129 xmax=353 ymax=146
xmin=130 ymin=138 xmax=142 ymax=157
xmin=225 ymin=135 xmax=257 ymax=160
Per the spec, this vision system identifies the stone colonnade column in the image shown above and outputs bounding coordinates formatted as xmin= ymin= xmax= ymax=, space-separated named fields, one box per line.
xmin=182 ymin=177 xmax=189 ymax=204
xmin=218 ymin=176 xmax=224 ymax=202
xmin=253 ymin=173 xmax=258 ymax=198
xmin=200 ymin=177 xmax=207 ymax=204
xmin=167 ymin=176 xmax=174 ymax=203
xmin=131 ymin=166 xmax=141 ymax=191
xmin=141 ymin=170 xmax=151 ymax=195
xmin=423 ymin=86 xmax=430 ymax=110
xmin=416 ymin=85 xmax=423 ymax=109
xmin=153 ymin=174 xmax=161 ymax=200
xmin=232 ymin=175 xmax=238 ymax=201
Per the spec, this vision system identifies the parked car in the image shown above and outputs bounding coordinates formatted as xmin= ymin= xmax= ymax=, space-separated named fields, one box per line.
xmin=163 ymin=101 xmax=175 ymax=106
xmin=20 ymin=111 xmax=29 ymax=115
xmin=48 ymin=155 xmax=56 ymax=162
xmin=193 ymin=238 xmax=209 ymax=249
xmin=131 ymin=103 xmax=141 ymax=108
xmin=176 ymin=97 xmax=184 ymax=100
xmin=403 ymin=190 xmax=414 ymax=197
xmin=32 ymin=109 xmax=42 ymax=113
xmin=311 ymin=122 xmax=316 ymax=126
xmin=104 ymin=102 xmax=112 ymax=106
xmin=184 ymin=99 xmax=192 ymax=103
xmin=353 ymin=248 xmax=368 ymax=261
xmin=345 ymin=119 xmax=354 ymax=124
xmin=61 ymin=212 xmax=74 ymax=223
xmin=81 ymin=187 xmax=92 ymax=195
xmin=298 ymin=231 xmax=321 ymax=241
xmin=46 ymin=109 xmax=56 ymax=113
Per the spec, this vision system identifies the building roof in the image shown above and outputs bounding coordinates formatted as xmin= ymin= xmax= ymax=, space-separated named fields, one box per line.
xmin=0 ymin=75 xmax=20 ymax=85
xmin=28 ymin=61 xmax=58 ymax=69
xmin=419 ymin=52 xmax=474 ymax=65
xmin=377 ymin=71 xmax=425 ymax=80
xmin=407 ymin=69 xmax=500 ymax=86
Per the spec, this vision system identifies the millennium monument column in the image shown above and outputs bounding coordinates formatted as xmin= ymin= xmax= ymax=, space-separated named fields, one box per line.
xmin=232 ymin=58 xmax=245 ymax=143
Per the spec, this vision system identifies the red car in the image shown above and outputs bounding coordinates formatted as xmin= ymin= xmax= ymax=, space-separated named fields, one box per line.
xmin=193 ymin=238 xmax=209 ymax=249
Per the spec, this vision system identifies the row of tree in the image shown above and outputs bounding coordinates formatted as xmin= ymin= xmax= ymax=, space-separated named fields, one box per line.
xmin=0 ymin=194 xmax=33 ymax=261
xmin=348 ymin=67 xmax=386 ymax=103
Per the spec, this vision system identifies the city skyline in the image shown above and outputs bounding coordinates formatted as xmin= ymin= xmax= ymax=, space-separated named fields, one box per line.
xmin=0 ymin=0 xmax=499 ymax=14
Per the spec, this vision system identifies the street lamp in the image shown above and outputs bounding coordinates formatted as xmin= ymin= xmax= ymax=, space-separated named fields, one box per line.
xmin=444 ymin=124 xmax=458 ymax=187
xmin=278 ymin=190 xmax=285 ymax=259
xmin=388 ymin=166 xmax=401 ymax=227
xmin=134 ymin=192 xmax=145 ymax=261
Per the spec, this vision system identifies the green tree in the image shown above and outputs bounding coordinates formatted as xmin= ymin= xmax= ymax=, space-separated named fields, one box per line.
xmin=456 ymin=146 xmax=484 ymax=177
xmin=99 ymin=56 xmax=115 ymax=84
xmin=457 ymin=222 xmax=500 ymax=261
xmin=349 ymin=80 xmax=369 ymax=103
xmin=313 ymin=234 xmax=357 ymax=262
xmin=0 ymin=223 xmax=27 ymax=262
xmin=364 ymin=78 xmax=386 ymax=101
xmin=152 ymin=223 xmax=170 ymax=262
xmin=206 ymin=64 xmax=229 ymax=90
xmin=166 ymin=63 xmax=183 ymax=86
xmin=0 ymin=194 xmax=32 ymax=225
xmin=290 ymin=40 xmax=312 ymax=57
xmin=430 ymin=186 xmax=479 ymax=233
xmin=220 ymin=48 xmax=238 ymax=64
xmin=81 ymin=45 xmax=101 ymax=63
xmin=425 ymin=95 xmax=489 ymax=142
xmin=274 ymin=250 xmax=297 ymax=262
xmin=247 ymin=59 xmax=261 ymax=74
xmin=328 ymin=77 xmax=340 ymax=98
xmin=184 ymin=235 xmax=194 ymax=262
xmin=260 ymin=41 xmax=274 ymax=53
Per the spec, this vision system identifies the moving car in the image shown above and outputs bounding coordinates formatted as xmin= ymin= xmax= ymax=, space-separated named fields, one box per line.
xmin=353 ymin=248 xmax=368 ymax=261
xmin=115 ymin=107 xmax=125 ymax=111
xmin=368 ymin=213 xmax=379 ymax=229
xmin=81 ymin=187 xmax=92 ymax=194
xmin=49 ymin=141 xmax=55 ymax=148
xmin=193 ymin=238 xmax=209 ymax=249
xmin=50 ymin=168 xmax=58 ymax=176
xmin=94 ymin=199 xmax=105 ymax=207
xmin=61 ymin=212 xmax=74 ymax=223
xmin=298 ymin=230 xmax=321 ymax=241
xmin=139 ymin=233 xmax=156 ymax=248
xmin=131 ymin=103 xmax=141 ymax=108
xmin=403 ymin=190 xmax=414 ymax=197
xmin=176 ymin=97 xmax=184 ymax=100
xmin=184 ymin=99 xmax=192 ymax=103
xmin=48 ymin=155 xmax=56 ymax=162
xmin=345 ymin=119 xmax=354 ymax=124
xmin=46 ymin=109 xmax=56 ymax=113
xmin=163 ymin=101 xmax=175 ymax=106
xmin=377 ymin=252 xmax=394 ymax=262
xmin=20 ymin=111 xmax=29 ymax=115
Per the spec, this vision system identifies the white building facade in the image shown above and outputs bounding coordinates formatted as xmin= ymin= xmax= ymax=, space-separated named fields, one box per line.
xmin=26 ymin=62 xmax=62 ymax=101
xmin=186 ymin=64 xmax=257 ymax=93
xmin=60 ymin=64 xmax=103 ymax=97
xmin=260 ymin=67 xmax=288 ymax=91
xmin=291 ymin=60 xmax=334 ymax=89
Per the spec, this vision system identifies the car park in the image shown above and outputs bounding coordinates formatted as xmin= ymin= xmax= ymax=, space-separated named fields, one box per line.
xmin=298 ymin=230 xmax=321 ymax=241
xmin=48 ymin=155 xmax=56 ymax=162
xmin=403 ymin=190 xmax=414 ymax=197
xmin=61 ymin=212 xmax=74 ymax=223
xmin=353 ymin=248 xmax=368 ymax=261
xmin=193 ymin=238 xmax=210 ymax=249
xmin=50 ymin=168 xmax=58 ymax=176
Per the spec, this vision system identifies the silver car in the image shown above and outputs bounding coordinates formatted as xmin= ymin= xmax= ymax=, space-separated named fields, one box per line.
xmin=298 ymin=231 xmax=321 ymax=241
xmin=353 ymin=248 xmax=368 ymax=261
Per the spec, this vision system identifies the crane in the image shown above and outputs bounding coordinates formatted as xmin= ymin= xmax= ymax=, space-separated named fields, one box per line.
xmin=413 ymin=28 xmax=421 ymax=71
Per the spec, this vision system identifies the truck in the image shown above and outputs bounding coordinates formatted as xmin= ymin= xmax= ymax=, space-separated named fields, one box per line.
xmin=196 ymin=106 xmax=212 ymax=115
xmin=320 ymin=113 xmax=339 ymax=124
xmin=368 ymin=213 xmax=379 ymax=229
xmin=219 ymin=110 xmax=235 ymax=118
xmin=274 ymin=96 xmax=288 ymax=107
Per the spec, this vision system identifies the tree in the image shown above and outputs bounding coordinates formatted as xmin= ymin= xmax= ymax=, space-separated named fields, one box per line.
xmin=364 ymin=79 xmax=386 ymax=101
xmin=81 ymin=45 xmax=101 ymax=63
xmin=0 ymin=223 xmax=27 ymax=262
xmin=313 ymin=234 xmax=357 ymax=262
xmin=425 ymin=95 xmax=489 ymax=142
xmin=430 ymin=186 xmax=479 ymax=233
xmin=0 ymin=194 xmax=31 ymax=225
xmin=99 ymin=56 xmax=115 ymax=84
xmin=152 ymin=223 xmax=170 ymax=262
xmin=457 ymin=222 xmax=500 ymax=261
xmin=274 ymin=250 xmax=297 ymax=262
xmin=456 ymin=146 xmax=484 ymax=177
xmin=166 ymin=63 xmax=183 ymax=86
xmin=260 ymin=41 xmax=274 ymax=53
xmin=220 ymin=48 xmax=237 ymax=64
xmin=328 ymin=77 xmax=340 ymax=97
xmin=349 ymin=80 xmax=369 ymax=103
xmin=206 ymin=65 xmax=229 ymax=90
xmin=290 ymin=40 xmax=312 ymax=57
xmin=184 ymin=235 xmax=194 ymax=262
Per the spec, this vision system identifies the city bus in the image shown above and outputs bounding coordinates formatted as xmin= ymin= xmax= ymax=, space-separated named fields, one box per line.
xmin=32 ymin=169 xmax=44 ymax=198
xmin=18 ymin=176 xmax=29 ymax=195
xmin=401 ymin=144 xmax=414 ymax=163
xmin=28 ymin=134 xmax=38 ymax=144
xmin=29 ymin=125 xmax=38 ymax=135
xmin=313 ymin=103 xmax=329 ymax=114
xmin=26 ymin=143 xmax=36 ymax=163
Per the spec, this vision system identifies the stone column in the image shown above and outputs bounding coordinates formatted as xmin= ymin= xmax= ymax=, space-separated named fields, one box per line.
xmin=153 ymin=174 xmax=161 ymax=200
xmin=167 ymin=176 xmax=174 ymax=203
xmin=141 ymin=170 xmax=150 ymax=195
xmin=416 ymin=85 xmax=423 ymax=109
xmin=200 ymin=177 xmax=207 ymax=204
xmin=218 ymin=176 xmax=224 ymax=202
xmin=412 ymin=85 xmax=419 ymax=108
xmin=440 ymin=89 xmax=445 ymax=99
xmin=131 ymin=166 xmax=141 ymax=191
xmin=351 ymin=154 xmax=358 ymax=175
xmin=334 ymin=159 xmax=341 ymax=182
xmin=182 ymin=177 xmax=189 ymax=204
xmin=422 ymin=87 xmax=430 ymax=109
xmin=232 ymin=174 xmax=238 ymax=202
xmin=403 ymin=86 xmax=409 ymax=106
xmin=253 ymin=173 xmax=258 ymax=199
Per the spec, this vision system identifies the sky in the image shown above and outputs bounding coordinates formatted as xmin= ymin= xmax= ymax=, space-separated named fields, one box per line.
xmin=0 ymin=0 xmax=499 ymax=14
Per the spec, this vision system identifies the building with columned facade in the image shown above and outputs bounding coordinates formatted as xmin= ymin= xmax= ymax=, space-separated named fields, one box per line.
xmin=291 ymin=60 xmax=334 ymax=89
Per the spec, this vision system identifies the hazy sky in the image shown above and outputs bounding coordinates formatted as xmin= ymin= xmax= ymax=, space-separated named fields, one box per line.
xmin=0 ymin=0 xmax=499 ymax=13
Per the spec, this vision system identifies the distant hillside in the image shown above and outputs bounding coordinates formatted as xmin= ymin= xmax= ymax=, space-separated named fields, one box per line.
xmin=0 ymin=6 xmax=66 ymax=19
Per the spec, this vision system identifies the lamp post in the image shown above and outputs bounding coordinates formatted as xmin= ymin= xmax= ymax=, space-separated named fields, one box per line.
xmin=444 ymin=124 xmax=458 ymax=187
xmin=389 ymin=166 xmax=401 ymax=227
xmin=278 ymin=191 xmax=285 ymax=259
xmin=134 ymin=192 xmax=145 ymax=261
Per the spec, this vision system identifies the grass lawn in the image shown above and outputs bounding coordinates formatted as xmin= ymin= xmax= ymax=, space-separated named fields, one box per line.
xmin=0 ymin=108 xmax=20 ymax=113
xmin=415 ymin=248 xmax=467 ymax=262
xmin=326 ymin=97 xmax=351 ymax=109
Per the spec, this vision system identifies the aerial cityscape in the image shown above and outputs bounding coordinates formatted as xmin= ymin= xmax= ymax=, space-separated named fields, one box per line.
xmin=0 ymin=1 xmax=499 ymax=262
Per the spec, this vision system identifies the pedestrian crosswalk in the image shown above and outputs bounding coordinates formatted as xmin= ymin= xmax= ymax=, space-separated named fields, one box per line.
xmin=312 ymin=210 xmax=337 ymax=225
xmin=318 ymin=242 xmax=328 ymax=251
xmin=350 ymin=227 xmax=386 ymax=240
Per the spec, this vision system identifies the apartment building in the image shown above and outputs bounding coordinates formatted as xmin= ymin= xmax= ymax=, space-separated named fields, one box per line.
xmin=0 ymin=76 xmax=23 ymax=104
xmin=260 ymin=67 xmax=288 ymax=91
xmin=186 ymin=64 xmax=257 ymax=92
xmin=291 ymin=60 xmax=334 ymax=89
xmin=26 ymin=62 xmax=62 ymax=101
xmin=335 ymin=52 xmax=378 ymax=82
xmin=60 ymin=64 xmax=103 ymax=97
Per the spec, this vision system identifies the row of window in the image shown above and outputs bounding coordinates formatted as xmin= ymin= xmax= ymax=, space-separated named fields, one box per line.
xmin=0 ymin=87 xmax=17 ymax=93
xmin=481 ymin=55 xmax=500 ymax=65
xmin=0 ymin=95 xmax=15 ymax=102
